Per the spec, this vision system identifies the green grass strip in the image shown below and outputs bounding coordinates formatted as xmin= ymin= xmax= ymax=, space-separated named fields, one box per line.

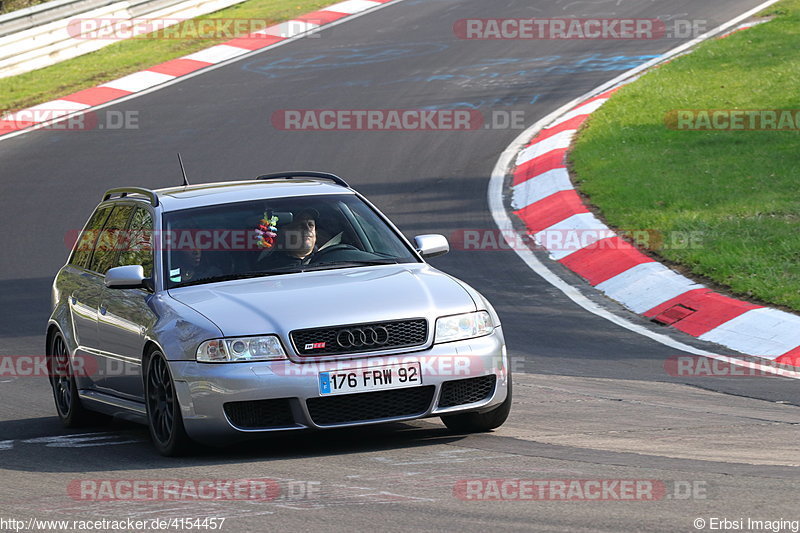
xmin=1 ymin=0 xmax=50 ymax=15
xmin=570 ymin=0 xmax=800 ymax=311
xmin=1 ymin=0 xmax=332 ymax=112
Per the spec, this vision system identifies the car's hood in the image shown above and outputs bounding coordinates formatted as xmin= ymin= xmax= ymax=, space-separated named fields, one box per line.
xmin=167 ymin=263 xmax=476 ymax=338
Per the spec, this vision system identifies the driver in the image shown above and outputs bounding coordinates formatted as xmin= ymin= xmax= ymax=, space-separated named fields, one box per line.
xmin=259 ymin=209 xmax=318 ymax=269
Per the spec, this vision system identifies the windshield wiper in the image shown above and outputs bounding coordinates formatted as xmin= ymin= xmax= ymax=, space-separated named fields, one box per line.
xmin=171 ymin=261 xmax=399 ymax=287
xmin=303 ymin=259 xmax=399 ymax=270
xmin=170 ymin=268 xmax=304 ymax=288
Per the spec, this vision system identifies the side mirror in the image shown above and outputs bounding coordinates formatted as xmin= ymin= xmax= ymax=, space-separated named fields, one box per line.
xmin=414 ymin=234 xmax=449 ymax=259
xmin=105 ymin=265 xmax=148 ymax=290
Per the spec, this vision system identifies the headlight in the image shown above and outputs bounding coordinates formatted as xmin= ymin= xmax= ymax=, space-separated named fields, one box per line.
xmin=434 ymin=311 xmax=494 ymax=344
xmin=196 ymin=336 xmax=287 ymax=363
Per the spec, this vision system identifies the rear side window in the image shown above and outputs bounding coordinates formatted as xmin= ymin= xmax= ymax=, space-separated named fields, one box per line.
xmin=117 ymin=207 xmax=154 ymax=277
xmin=88 ymin=205 xmax=134 ymax=275
xmin=70 ymin=206 xmax=112 ymax=268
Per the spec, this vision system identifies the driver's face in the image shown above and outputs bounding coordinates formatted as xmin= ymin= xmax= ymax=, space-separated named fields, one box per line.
xmin=282 ymin=215 xmax=316 ymax=257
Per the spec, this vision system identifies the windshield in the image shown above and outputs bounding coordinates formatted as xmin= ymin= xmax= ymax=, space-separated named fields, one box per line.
xmin=162 ymin=194 xmax=419 ymax=288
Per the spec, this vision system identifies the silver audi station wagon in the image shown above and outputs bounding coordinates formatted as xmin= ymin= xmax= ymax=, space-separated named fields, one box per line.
xmin=47 ymin=172 xmax=511 ymax=455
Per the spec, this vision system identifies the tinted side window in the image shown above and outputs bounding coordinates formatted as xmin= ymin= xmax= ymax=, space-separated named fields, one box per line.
xmin=89 ymin=205 xmax=134 ymax=275
xmin=70 ymin=206 xmax=112 ymax=268
xmin=117 ymin=208 xmax=154 ymax=277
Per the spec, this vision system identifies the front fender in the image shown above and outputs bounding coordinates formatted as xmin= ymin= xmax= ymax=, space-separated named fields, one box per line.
xmin=148 ymin=292 xmax=223 ymax=361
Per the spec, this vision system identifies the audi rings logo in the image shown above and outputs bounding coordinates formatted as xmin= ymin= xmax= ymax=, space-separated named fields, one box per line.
xmin=336 ymin=326 xmax=390 ymax=348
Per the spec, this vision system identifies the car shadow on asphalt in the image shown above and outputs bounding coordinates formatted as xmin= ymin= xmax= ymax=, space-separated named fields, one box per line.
xmin=0 ymin=415 xmax=468 ymax=472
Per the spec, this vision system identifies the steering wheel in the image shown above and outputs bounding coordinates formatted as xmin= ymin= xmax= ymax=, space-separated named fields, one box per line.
xmin=310 ymin=243 xmax=361 ymax=262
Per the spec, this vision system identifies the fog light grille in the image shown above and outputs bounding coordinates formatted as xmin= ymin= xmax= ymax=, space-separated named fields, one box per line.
xmin=224 ymin=398 xmax=294 ymax=429
xmin=438 ymin=375 xmax=497 ymax=408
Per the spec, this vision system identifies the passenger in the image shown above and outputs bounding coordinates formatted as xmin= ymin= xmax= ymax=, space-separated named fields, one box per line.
xmin=172 ymin=247 xmax=223 ymax=283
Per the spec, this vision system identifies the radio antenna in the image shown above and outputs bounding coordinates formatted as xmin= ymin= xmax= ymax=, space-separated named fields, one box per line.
xmin=177 ymin=153 xmax=190 ymax=187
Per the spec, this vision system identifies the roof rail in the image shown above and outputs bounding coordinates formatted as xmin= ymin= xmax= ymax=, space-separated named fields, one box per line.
xmin=256 ymin=171 xmax=350 ymax=188
xmin=102 ymin=187 xmax=159 ymax=206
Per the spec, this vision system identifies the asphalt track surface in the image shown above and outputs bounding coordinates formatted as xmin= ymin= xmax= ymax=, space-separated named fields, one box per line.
xmin=1 ymin=0 xmax=799 ymax=531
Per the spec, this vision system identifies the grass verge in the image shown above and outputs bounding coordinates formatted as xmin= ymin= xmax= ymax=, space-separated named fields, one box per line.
xmin=0 ymin=0 xmax=332 ymax=112
xmin=569 ymin=0 xmax=800 ymax=312
xmin=1 ymin=0 xmax=50 ymax=15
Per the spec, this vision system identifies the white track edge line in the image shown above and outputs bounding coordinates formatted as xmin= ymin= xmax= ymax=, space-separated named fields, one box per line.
xmin=487 ymin=0 xmax=800 ymax=380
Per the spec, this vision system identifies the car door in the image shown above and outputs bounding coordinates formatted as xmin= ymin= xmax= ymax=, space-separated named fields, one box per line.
xmin=66 ymin=205 xmax=112 ymax=388
xmin=84 ymin=203 xmax=134 ymax=393
xmin=97 ymin=205 xmax=157 ymax=400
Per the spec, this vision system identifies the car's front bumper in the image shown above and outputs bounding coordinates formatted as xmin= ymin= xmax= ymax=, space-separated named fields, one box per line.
xmin=169 ymin=327 xmax=508 ymax=444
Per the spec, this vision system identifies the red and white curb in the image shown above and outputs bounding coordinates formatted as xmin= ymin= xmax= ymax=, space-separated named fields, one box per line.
xmin=717 ymin=20 xmax=764 ymax=38
xmin=489 ymin=1 xmax=800 ymax=374
xmin=0 ymin=0 xmax=394 ymax=137
xmin=509 ymin=86 xmax=800 ymax=366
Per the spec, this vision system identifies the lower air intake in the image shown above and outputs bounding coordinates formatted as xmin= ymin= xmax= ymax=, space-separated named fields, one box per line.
xmin=307 ymin=386 xmax=435 ymax=425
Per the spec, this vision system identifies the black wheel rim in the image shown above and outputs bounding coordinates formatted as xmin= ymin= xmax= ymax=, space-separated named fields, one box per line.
xmin=147 ymin=355 xmax=174 ymax=445
xmin=51 ymin=335 xmax=72 ymax=417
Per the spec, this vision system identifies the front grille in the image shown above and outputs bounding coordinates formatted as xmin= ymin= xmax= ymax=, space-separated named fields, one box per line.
xmin=438 ymin=375 xmax=497 ymax=408
xmin=291 ymin=318 xmax=428 ymax=356
xmin=223 ymin=398 xmax=295 ymax=429
xmin=306 ymin=386 xmax=435 ymax=425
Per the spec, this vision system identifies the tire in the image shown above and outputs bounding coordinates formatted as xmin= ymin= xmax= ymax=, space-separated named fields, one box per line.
xmin=440 ymin=374 xmax=512 ymax=433
xmin=144 ymin=350 xmax=191 ymax=456
xmin=49 ymin=332 xmax=109 ymax=427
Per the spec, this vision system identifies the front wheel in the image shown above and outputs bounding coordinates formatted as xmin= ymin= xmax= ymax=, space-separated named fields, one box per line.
xmin=145 ymin=351 xmax=191 ymax=456
xmin=440 ymin=375 xmax=512 ymax=433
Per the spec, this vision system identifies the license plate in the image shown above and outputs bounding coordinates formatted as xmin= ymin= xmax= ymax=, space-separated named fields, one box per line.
xmin=318 ymin=362 xmax=422 ymax=396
